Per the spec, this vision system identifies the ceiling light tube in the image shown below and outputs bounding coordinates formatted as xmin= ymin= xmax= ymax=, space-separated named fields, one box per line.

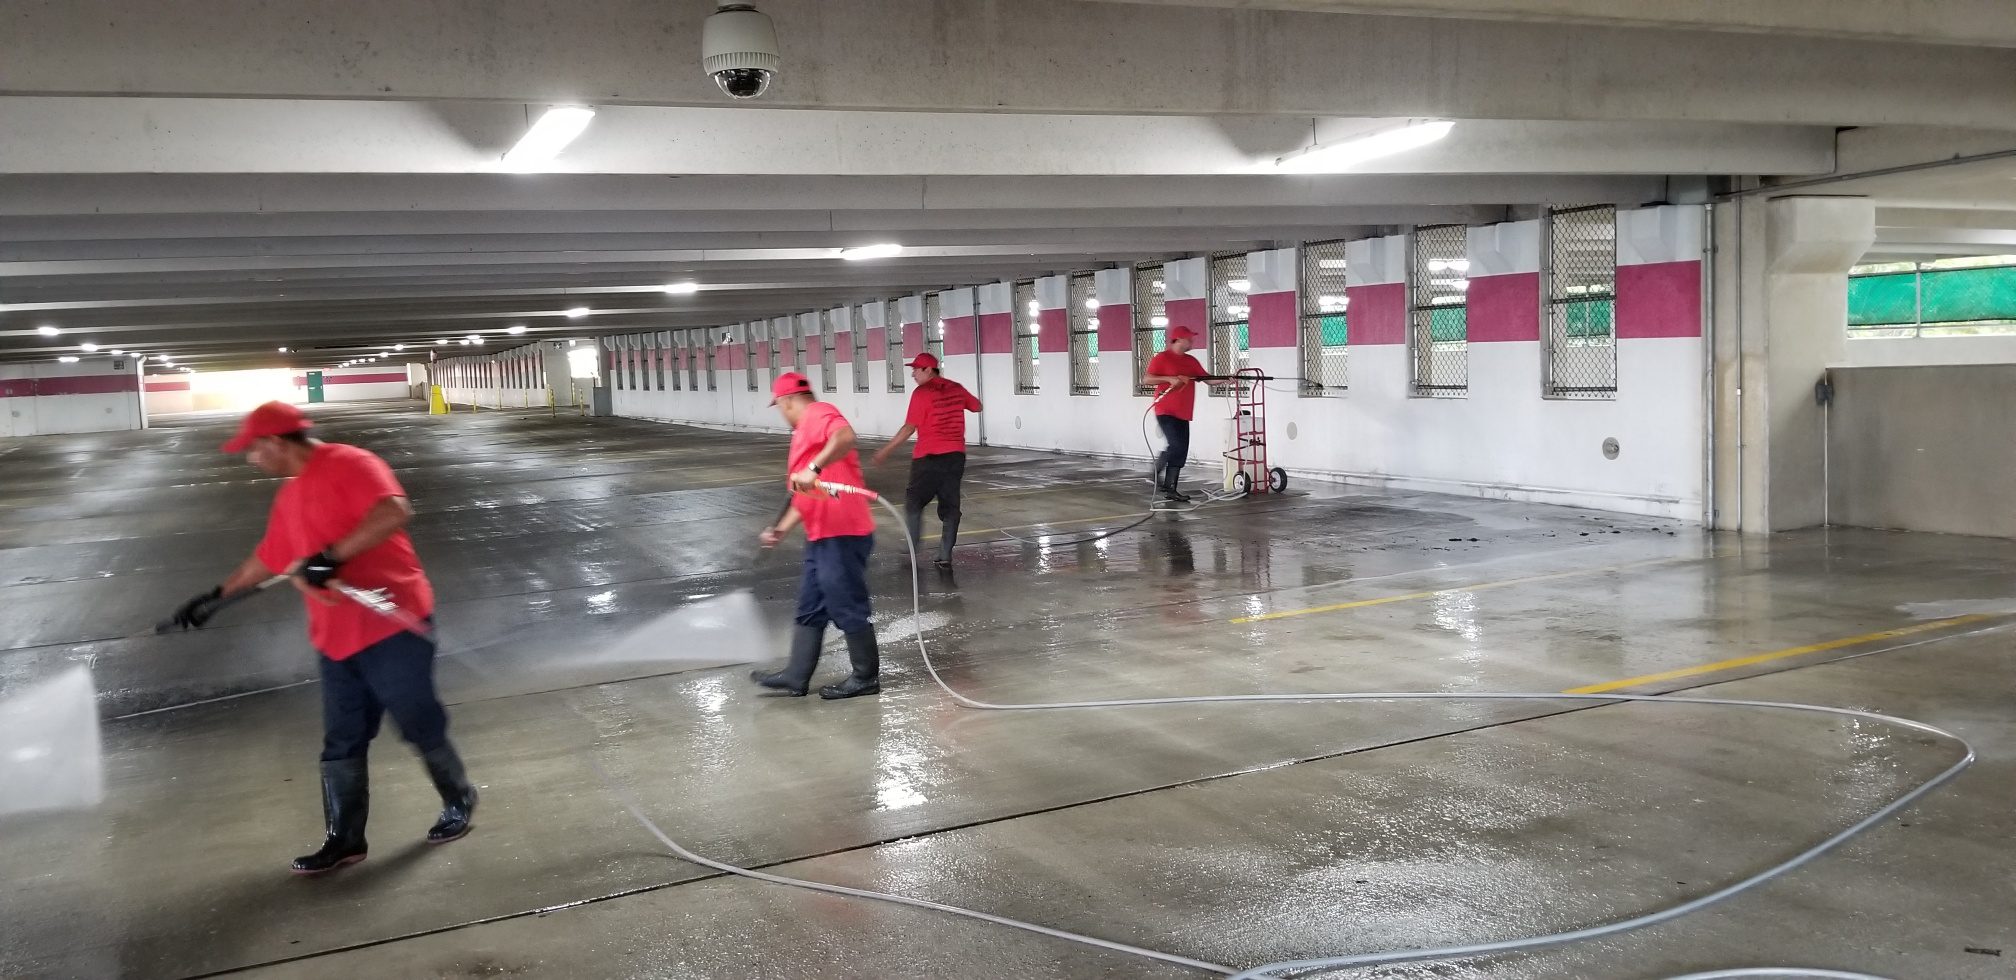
xmin=839 ymin=243 xmax=903 ymax=261
xmin=502 ymin=106 xmax=597 ymax=169
xmin=663 ymin=282 xmax=700 ymax=295
xmin=1273 ymin=119 xmax=1454 ymax=174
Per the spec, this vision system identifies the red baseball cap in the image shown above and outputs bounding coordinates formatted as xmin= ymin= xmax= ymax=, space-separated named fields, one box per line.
xmin=221 ymin=401 xmax=312 ymax=453
xmin=769 ymin=372 xmax=814 ymax=405
xmin=1167 ymin=326 xmax=1199 ymax=342
xmin=905 ymin=352 xmax=940 ymax=370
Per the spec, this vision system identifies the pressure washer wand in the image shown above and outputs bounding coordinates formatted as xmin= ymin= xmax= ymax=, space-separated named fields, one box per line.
xmin=150 ymin=574 xmax=290 ymax=635
xmin=328 ymin=581 xmax=434 ymax=639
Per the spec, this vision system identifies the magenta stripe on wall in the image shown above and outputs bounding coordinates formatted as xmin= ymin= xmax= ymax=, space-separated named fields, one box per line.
xmin=1164 ymin=298 xmax=1207 ymax=335
xmin=976 ymin=313 xmax=1013 ymax=355
xmin=867 ymin=328 xmax=888 ymax=361
xmin=144 ymin=378 xmax=192 ymax=392
xmin=21 ymin=374 xmax=142 ymax=396
xmin=942 ymin=315 xmax=978 ymax=356
xmin=1617 ymin=261 xmax=1703 ymax=339
xmin=1345 ymin=283 xmax=1407 ymax=345
xmin=902 ymin=322 xmax=925 ymax=356
xmin=1466 ymin=273 xmax=1541 ymax=343
xmin=832 ymin=331 xmax=851 ymax=358
xmin=1096 ymin=303 xmax=1133 ymax=354
xmin=1037 ymin=309 xmax=1069 ymax=354
xmin=1245 ymin=291 xmax=1297 ymax=348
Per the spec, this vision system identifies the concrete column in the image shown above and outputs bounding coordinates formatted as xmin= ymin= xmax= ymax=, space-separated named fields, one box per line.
xmin=1716 ymin=196 xmax=1875 ymax=533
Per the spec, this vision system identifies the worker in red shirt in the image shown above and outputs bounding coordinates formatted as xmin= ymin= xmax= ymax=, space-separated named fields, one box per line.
xmin=750 ymin=373 xmax=883 ymax=699
xmin=165 ymin=402 xmax=476 ymax=875
xmin=871 ymin=352 xmax=983 ymax=567
xmin=1141 ymin=325 xmax=1220 ymax=502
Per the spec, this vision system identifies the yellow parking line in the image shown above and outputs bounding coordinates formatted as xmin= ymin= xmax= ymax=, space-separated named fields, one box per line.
xmin=1563 ymin=614 xmax=1997 ymax=695
xmin=1229 ymin=555 xmax=1696 ymax=624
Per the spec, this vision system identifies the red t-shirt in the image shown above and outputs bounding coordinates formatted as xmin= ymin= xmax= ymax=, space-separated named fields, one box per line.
xmin=254 ymin=443 xmax=436 ymax=661
xmin=905 ymin=376 xmax=983 ymax=458
xmin=788 ymin=401 xmax=875 ymax=540
xmin=1147 ymin=350 xmax=1209 ymax=421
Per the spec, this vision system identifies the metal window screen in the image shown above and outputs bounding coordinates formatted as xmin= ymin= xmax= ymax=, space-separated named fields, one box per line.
xmin=1410 ymin=225 xmax=1469 ymax=396
xmin=628 ymin=336 xmax=640 ymax=391
xmin=1298 ymin=240 xmax=1349 ymax=395
xmin=1069 ymin=272 xmax=1100 ymax=395
xmin=1131 ymin=264 xmax=1163 ymax=394
xmin=924 ymin=293 xmax=945 ymax=359
xmin=655 ymin=335 xmax=667 ymax=391
xmin=790 ymin=316 xmax=807 ymax=375
xmin=885 ymin=301 xmax=906 ymax=393
xmin=704 ymin=331 xmax=718 ymax=391
xmin=1014 ymin=280 xmax=1039 ymax=394
xmin=820 ymin=311 xmax=837 ymax=391
xmin=744 ymin=323 xmax=759 ymax=392
xmin=1546 ymin=205 xmax=1618 ymax=398
xmin=1208 ymin=252 xmax=1250 ymax=396
xmin=853 ymin=306 xmax=870 ymax=392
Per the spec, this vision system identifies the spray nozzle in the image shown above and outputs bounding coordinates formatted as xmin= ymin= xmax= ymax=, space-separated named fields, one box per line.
xmin=816 ymin=481 xmax=882 ymax=502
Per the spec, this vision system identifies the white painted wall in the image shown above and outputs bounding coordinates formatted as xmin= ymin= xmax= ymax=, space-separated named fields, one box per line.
xmin=1840 ymin=334 xmax=2016 ymax=367
xmin=515 ymin=207 xmax=1712 ymax=520
xmin=1 ymin=357 xmax=146 ymax=437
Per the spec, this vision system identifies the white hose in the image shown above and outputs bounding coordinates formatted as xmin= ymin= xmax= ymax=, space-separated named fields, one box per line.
xmin=602 ymin=484 xmax=1968 ymax=980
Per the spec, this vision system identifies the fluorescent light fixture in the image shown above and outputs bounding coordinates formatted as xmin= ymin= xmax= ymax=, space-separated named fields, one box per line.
xmin=1273 ymin=119 xmax=1455 ymax=174
xmin=79 ymin=342 xmax=99 ymax=352
xmin=501 ymin=106 xmax=596 ymax=169
xmin=564 ymin=307 xmax=590 ymax=318
xmin=1083 ymin=298 xmax=1100 ymax=311
xmin=568 ymin=339 xmax=578 ymax=347
xmin=465 ymin=334 xmax=482 ymax=342
xmin=839 ymin=243 xmax=903 ymax=261
xmin=436 ymin=338 xmax=449 ymax=345
xmin=109 ymin=349 xmax=124 ymax=356
xmin=37 ymin=325 xmax=60 ymax=337
xmin=1026 ymin=301 xmax=1040 ymax=314
xmin=1151 ymin=315 xmax=1169 ymax=328
xmin=470 ymin=336 xmax=485 ymax=345
xmin=459 ymin=339 xmax=472 ymax=346
xmin=277 ymin=346 xmax=288 ymax=353
xmin=663 ymin=282 xmax=700 ymax=295
xmin=154 ymin=354 xmax=170 ymax=363
xmin=57 ymin=355 xmax=79 ymax=363
xmin=507 ymin=325 xmax=528 ymax=335
xmin=180 ymin=367 xmax=194 ymax=373
xmin=393 ymin=343 xmax=406 ymax=351
xmin=1229 ymin=279 xmax=1251 ymax=293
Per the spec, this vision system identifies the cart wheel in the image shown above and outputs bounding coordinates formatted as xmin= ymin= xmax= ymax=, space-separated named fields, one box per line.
xmin=1268 ymin=467 xmax=1289 ymax=493
xmin=1231 ymin=471 xmax=1252 ymax=497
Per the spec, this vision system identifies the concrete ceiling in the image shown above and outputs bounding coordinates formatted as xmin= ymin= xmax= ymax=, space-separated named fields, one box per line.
xmin=1 ymin=0 xmax=2014 ymax=371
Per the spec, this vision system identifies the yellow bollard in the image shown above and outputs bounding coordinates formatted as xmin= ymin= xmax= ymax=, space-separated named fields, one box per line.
xmin=428 ymin=385 xmax=449 ymax=415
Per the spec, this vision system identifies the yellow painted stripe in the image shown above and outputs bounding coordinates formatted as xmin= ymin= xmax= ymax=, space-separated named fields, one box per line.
xmin=1229 ymin=555 xmax=1695 ymax=624
xmin=1564 ymin=614 xmax=1997 ymax=695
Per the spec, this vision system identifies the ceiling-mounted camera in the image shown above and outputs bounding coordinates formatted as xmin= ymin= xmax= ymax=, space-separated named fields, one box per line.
xmin=702 ymin=3 xmax=780 ymax=100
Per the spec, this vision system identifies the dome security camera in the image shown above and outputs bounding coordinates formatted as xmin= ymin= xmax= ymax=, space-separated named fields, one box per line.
xmin=702 ymin=3 xmax=780 ymax=100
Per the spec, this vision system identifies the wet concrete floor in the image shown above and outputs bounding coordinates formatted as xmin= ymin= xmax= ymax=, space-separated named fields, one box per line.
xmin=1 ymin=401 xmax=2011 ymax=979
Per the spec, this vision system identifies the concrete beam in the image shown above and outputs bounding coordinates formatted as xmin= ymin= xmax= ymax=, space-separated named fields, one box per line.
xmin=0 ymin=173 xmax=1664 ymax=216
xmin=2 ymin=1 xmax=2012 ymax=127
xmin=0 ymin=98 xmax=1836 ymax=176
xmin=1085 ymin=0 xmax=2016 ymax=49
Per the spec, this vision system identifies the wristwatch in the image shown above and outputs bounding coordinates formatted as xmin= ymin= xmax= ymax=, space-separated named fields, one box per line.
xmin=810 ymin=464 xmax=823 ymax=474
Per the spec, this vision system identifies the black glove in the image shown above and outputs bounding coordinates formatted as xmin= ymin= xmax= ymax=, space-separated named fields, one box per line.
xmin=299 ymin=549 xmax=343 ymax=589
xmin=167 ymin=586 xmax=225 ymax=631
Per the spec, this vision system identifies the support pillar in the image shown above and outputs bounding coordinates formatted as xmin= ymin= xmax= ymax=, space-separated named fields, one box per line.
xmin=1712 ymin=195 xmax=1874 ymax=533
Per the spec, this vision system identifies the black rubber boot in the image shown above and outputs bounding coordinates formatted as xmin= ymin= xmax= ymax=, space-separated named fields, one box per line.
xmin=421 ymin=744 xmax=478 ymax=844
xmin=1161 ymin=465 xmax=1191 ymax=502
xmin=904 ymin=508 xmax=925 ymax=549
xmin=291 ymin=759 xmax=369 ymax=876
xmin=819 ymin=630 xmax=881 ymax=700
xmin=751 ymin=624 xmax=823 ymax=696
xmin=935 ymin=517 xmax=959 ymax=566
